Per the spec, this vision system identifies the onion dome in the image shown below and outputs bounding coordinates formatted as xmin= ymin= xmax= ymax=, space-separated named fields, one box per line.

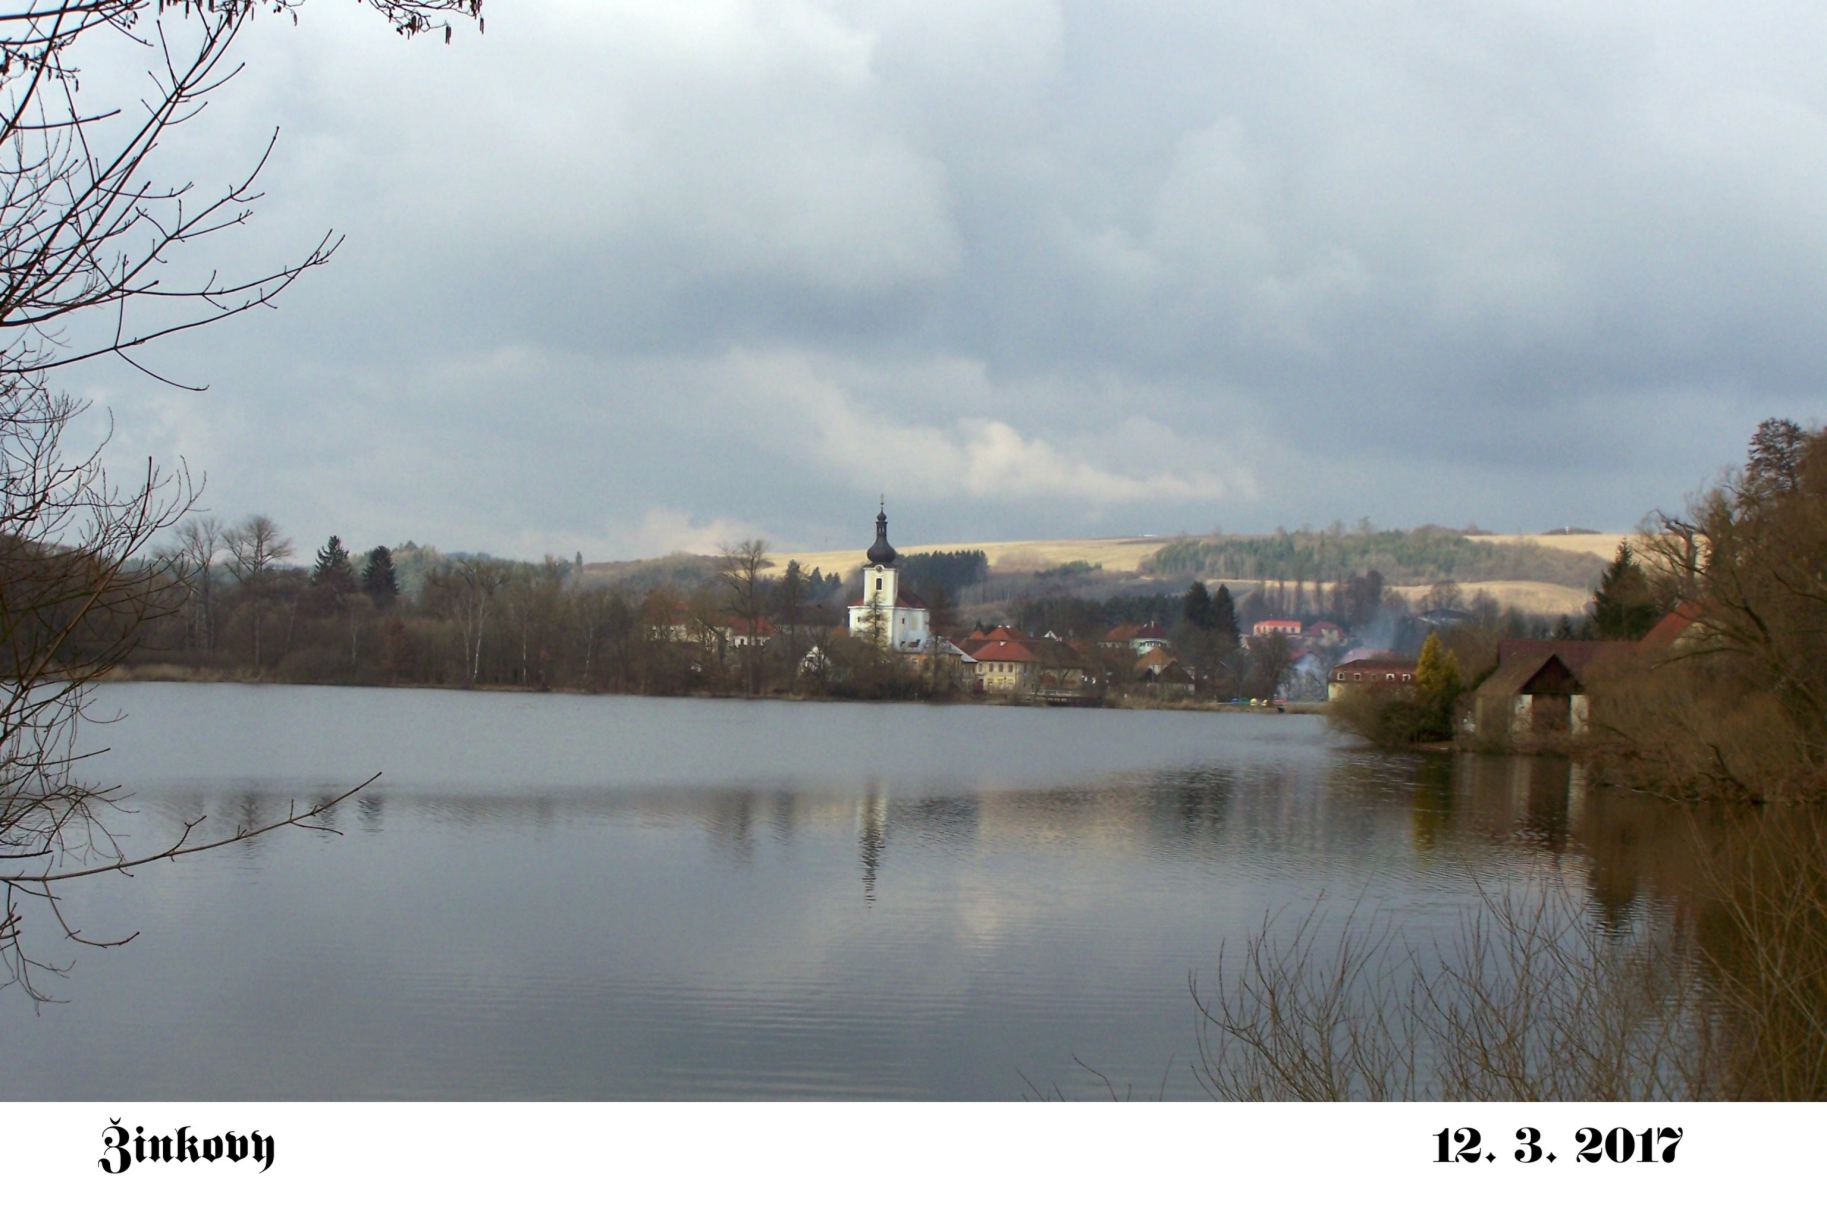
xmin=866 ymin=503 xmax=897 ymax=566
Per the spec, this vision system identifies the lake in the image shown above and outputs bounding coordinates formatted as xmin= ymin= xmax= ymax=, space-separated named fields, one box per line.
xmin=0 ymin=684 xmax=1685 ymax=1099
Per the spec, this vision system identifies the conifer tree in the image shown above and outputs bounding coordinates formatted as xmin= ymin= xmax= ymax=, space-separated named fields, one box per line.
xmin=1592 ymin=541 xmax=1659 ymax=640
xmin=1413 ymin=631 xmax=1463 ymax=740
xmin=1211 ymin=584 xmax=1240 ymax=647
xmin=363 ymin=545 xmax=400 ymax=608
xmin=1182 ymin=580 xmax=1215 ymax=630
xmin=311 ymin=534 xmax=356 ymax=594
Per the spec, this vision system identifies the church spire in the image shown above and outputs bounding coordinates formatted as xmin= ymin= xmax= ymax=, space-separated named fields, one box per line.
xmin=866 ymin=498 xmax=898 ymax=566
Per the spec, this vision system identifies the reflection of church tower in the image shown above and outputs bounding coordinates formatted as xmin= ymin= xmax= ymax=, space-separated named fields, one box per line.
xmin=847 ymin=500 xmax=930 ymax=652
xmin=857 ymin=784 xmax=889 ymax=905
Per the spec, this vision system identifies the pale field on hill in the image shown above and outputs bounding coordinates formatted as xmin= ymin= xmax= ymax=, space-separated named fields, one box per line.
xmin=1392 ymin=580 xmax=1592 ymax=617
xmin=765 ymin=532 xmax=1613 ymax=618
xmin=775 ymin=531 xmax=1630 ymax=576
xmin=771 ymin=535 xmax=1177 ymax=576
xmin=1478 ymin=532 xmax=1631 ymax=560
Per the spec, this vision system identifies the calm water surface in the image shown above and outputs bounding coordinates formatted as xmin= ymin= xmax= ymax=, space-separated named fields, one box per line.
xmin=0 ymin=684 xmax=1684 ymax=1099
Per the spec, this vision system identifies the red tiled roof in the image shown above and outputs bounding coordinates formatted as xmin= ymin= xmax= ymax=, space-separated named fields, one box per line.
xmin=1640 ymin=601 xmax=1705 ymax=650
xmin=1104 ymin=622 xmax=1167 ymax=642
xmin=973 ymin=639 xmax=1041 ymax=664
xmin=1135 ymin=644 xmax=1176 ymax=667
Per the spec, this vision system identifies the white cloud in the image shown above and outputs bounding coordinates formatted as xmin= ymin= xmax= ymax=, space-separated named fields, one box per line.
xmin=715 ymin=347 xmax=1238 ymax=505
xmin=613 ymin=507 xmax=774 ymax=559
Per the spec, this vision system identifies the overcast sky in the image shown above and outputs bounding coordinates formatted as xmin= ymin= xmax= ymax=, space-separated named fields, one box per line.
xmin=66 ymin=1 xmax=1827 ymax=561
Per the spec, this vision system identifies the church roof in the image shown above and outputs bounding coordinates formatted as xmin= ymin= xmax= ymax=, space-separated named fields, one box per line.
xmin=866 ymin=505 xmax=898 ymax=566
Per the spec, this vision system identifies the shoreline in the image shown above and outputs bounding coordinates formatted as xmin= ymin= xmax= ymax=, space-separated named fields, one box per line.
xmin=97 ymin=665 xmax=1325 ymax=715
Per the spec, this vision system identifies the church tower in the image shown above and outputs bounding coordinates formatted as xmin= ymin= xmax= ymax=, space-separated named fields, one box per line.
xmin=848 ymin=500 xmax=929 ymax=651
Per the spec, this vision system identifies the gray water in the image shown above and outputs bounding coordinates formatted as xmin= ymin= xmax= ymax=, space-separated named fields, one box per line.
xmin=0 ymin=684 xmax=1679 ymax=1099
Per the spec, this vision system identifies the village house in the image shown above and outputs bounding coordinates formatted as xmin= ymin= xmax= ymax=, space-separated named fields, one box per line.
xmin=653 ymin=610 xmax=775 ymax=651
xmin=1102 ymin=622 xmax=1172 ymax=653
xmin=1638 ymin=599 xmax=1707 ymax=652
xmin=1252 ymin=618 xmax=1303 ymax=638
xmin=1305 ymin=620 xmax=1345 ymax=648
xmin=1466 ymin=615 xmax=1707 ymax=744
xmin=1133 ymin=646 xmax=1195 ymax=697
xmin=1029 ymin=639 xmax=1101 ymax=703
xmin=964 ymin=632 xmax=1099 ymax=703
xmin=1470 ymin=640 xmax=1638 ymax=741
xmin=725 ymin=615 xmax=775 ymax=649
xmin=909 ymin=636 xmax=977 ymax=685
xmin=1327 ymin=657 xmax=1416 ymax=700
xmin=970 ymin=637 xmax=1042 ymax=695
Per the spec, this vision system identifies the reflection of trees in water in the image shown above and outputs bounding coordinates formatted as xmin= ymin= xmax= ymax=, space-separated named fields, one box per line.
xmin=767 ymin=790 xmax=797 ymax=846
xmin=233 ymin=792 xmax=265 ymax=834
xmin=1194 ymin=793 xmax=1825 ymax=1099
xmin=1408 ymin=755 xmax=1454 ymax=850
xmin=1191 ymin=879 xmax=1716 ymax=1100
xmin=1170 ymin=770 xmax=1233 ymax=840
xmin=702 ymin=791 xmax=763 ymax=867
xmin=1450 ymin=753 xmax=1712 ymax=935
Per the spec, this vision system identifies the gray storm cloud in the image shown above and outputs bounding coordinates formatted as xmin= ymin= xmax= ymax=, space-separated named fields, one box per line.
xmin=69 ymin=0 xmax=1827 ymax=558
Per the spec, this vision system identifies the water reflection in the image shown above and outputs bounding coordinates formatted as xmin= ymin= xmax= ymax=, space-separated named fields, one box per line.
xmin=1 ymin=686 xmax=1717 ymax=1099
xmin=857 ymin=785 xmax=887 ymax=905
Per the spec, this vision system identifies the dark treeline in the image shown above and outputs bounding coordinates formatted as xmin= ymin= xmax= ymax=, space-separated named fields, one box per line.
xmin=122 ymin=526 xmax=976 ymax=698
xmin=113 ymin=515 xmax=1572 ymax=705
xmin=896 ymin=549 xmax=989 ymax=600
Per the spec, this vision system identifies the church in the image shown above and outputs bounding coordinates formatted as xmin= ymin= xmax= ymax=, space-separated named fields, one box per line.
xmin=847 ymin=502 xmax=931 ymax=652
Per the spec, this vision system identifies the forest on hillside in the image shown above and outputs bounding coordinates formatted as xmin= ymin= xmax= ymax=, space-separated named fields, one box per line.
xmin=1145 ymin=526 xmax=1606 ymax=586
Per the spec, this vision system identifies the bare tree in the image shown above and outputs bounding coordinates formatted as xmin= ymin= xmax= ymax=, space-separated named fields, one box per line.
xmin=571 ymin=585 xmax=618 ymax=692
xmin=1419 ymin=579 xmax=1464 ymax=614
xmin=0 ymin=2 xmax=482 ymax=995
xmin=173 ymin=516 xmax=224 ymax=653
xmin=1620 ymin=420 xmax=1827 ymax=803
xmin=498 ymin=557 xmax=567 ymax=688
xmin=719 ymin=538 xmax=772 ymax=695
xmin=425 ymin=555 xmax=504 ymax=686
xmin=0 ymin=388 xmax=198 ymax=995
xmin=2 ymin=1 xmax=483 ymax=388
xmin=223 ymin=513 xmax=293 ymax=671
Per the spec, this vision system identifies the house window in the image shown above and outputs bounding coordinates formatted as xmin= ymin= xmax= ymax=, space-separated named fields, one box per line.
xmin=874 ymin=577 xmax=882 ymax=592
